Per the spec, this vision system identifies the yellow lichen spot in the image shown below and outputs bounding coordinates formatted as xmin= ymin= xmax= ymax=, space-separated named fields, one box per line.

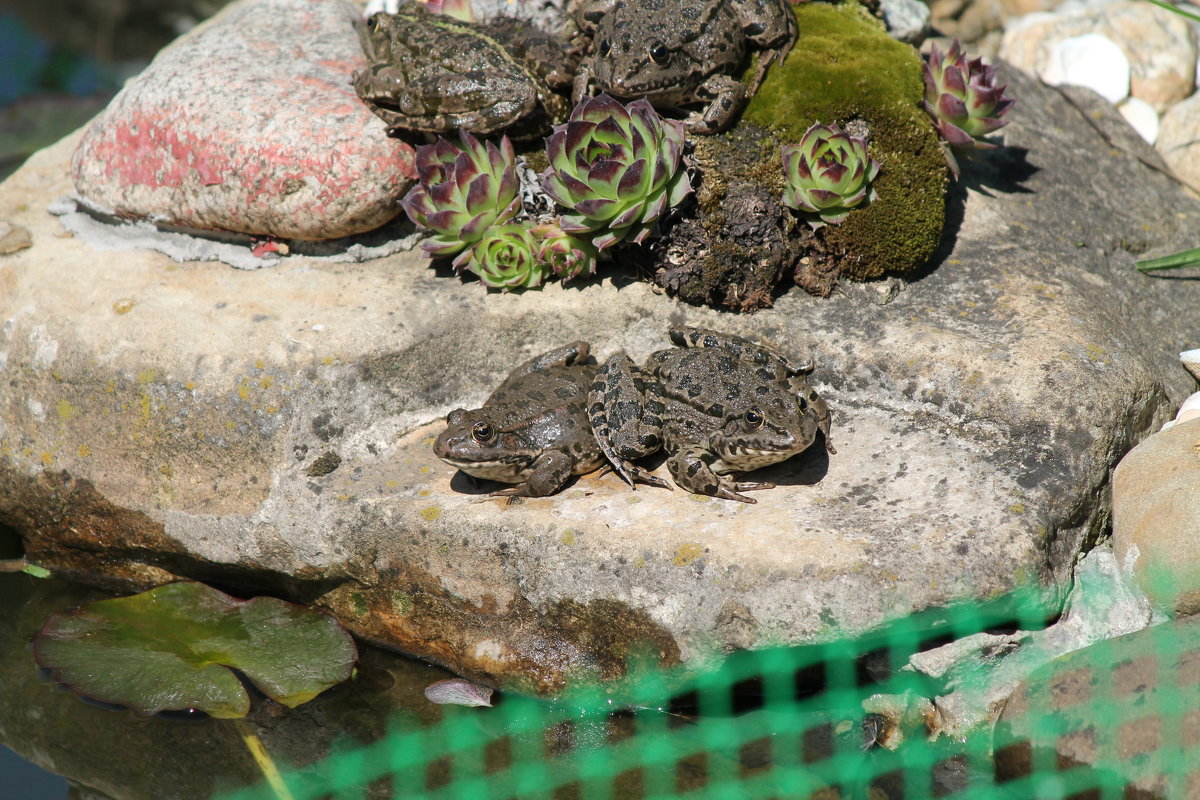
xmin=417 ymin=488 xmax=430 ymax=497
xmin=265 ymin=406 xmax=278 ymax=414
xmin=112 ymin=298 xmax=136 ymax=315
xmin=137 ymin=368 xmax=157 ymax=384
xmin=184 ymin=381 xmax=195 ymax=391
xmin=139 ymin=392 xmax=151 ymax=421
xmin=225 ymin=420 xmax=236 ymax=430
xmin=437 ymin=543 xmax=450 ymax=555
xmin=386 ymin=480 xmax=399 ymax=488
xmin=419 ymin=465 xmax=431 ymax=473
xmin=966 ymin=301 xmax=977 ymax=308
xmin=561 ymin=530 xmax=576 ymax=546
xmin=337 ymin=494 xmax=351 ymax=502
xmin=674 ymin=543 xmax=704 ymax=566
xmin=965 ymin=371 xmax=982 ymax=387
xmin=51 ymin=370 xmax=63 ymax=381
xmin=104 ymin=380 xmax=116 ymax=393
xmin=159 ymin=464 xmax=174 ymax=479
xmin=1084 ymin=343 xmax=1106 ymax=363
xmin=626 ymin=494 xmax=640 ymax=504
xmin=947 ymin=259 xmax=962 ymax=266
xmin=259 ymin=375 xmax=274 ymax=389
xmin=255 ymin=359 xmax=265 ymax=370
xmin=420 ymin=505 xmax=442 ymax=521
xmin=39 ymin=452 xmax=53 ymax=466
xmin=237 ymin=381 xmax=250 ymax=401
xmin=959 ymin=311 xmax=969 ymax=317
xmin=56 ymin=399 xmax=76 ymax=420
xmin=77 ymin=444 xmax=91 ymax=458
xmin=688 ymin=492 xmax=710 ymax=503
xmin=1009 ymin=502 xmax=1025 ymax=514
xmin=391 ymin=591 xmax=414 ymax=616
xmin=322 ymin=357 xmax=335 ymax=366
xmin=423 ymin=436 xmax=436 ymax=446
xmin=634 ymin=556 xmax=646 ymax=568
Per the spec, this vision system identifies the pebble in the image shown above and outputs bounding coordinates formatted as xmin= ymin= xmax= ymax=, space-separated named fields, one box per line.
xmin=1041 ymin=33 xmax=1130 ymax=104
xmin=880 ymin=0 xmax=932 ymax=44
xmin=1159 ymin=92 xmax=1200 ymax=191
xmin=1118 ymin=96 xmax=1160 ymax=145
xmin=70 ymin=0 xmax=415 ymax=241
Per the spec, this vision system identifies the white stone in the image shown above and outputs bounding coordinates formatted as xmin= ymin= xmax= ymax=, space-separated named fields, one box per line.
xmin=880 ymin=0 xmax=932 ymax=44
xmin=1042 ymin=34 xmax=1130 ymax=104
xmin=1118 ymin=97 xmax=1160 ymax=144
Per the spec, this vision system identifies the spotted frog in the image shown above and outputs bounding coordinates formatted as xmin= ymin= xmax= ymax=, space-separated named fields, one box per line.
xmin=570 ymin=0 xmax=795 ymax=134
xmin=433 ymin=341 xmax=605 ymax=499
xmin=587 ymin=328 xmax=833 ymax=503
xmin=353 ymin=4 xmax=576 ymax=138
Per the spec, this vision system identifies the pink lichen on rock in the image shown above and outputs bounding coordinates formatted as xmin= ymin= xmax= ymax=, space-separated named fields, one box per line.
xmin=71 ymin=0 xmax=415 ymax=240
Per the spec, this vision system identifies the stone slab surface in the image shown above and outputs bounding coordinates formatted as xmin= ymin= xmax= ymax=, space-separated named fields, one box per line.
xmin=3 ymin=68 xmax=1200 ymax=692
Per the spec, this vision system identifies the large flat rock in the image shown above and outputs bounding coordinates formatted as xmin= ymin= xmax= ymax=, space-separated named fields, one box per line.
xmin=3 ymin=68 xmax=1200 ymax=693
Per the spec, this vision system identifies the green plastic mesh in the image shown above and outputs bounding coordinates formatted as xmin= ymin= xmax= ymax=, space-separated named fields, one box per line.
xmin=220 ymin=578 xmax=1198 ymax=800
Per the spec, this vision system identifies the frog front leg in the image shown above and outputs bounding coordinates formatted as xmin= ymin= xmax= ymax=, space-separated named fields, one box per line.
xmin=489 ymin=449 xmax=577 ymax=500
xmin=587 ymin=354 xmax=671 ymax=489
xmin=685 ymin=74 xmax=747 ymax=135
xmin=667 ymin=446 xmax=773 ymax=503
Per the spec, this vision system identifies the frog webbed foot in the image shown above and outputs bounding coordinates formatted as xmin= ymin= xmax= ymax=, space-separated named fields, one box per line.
xmin=685 ymin=75 xmax=747 ymax=135
xmin=588 ymin=354 xmax=670 ymax=490
xmin=667 ymin=449 xmax=771 ymax=504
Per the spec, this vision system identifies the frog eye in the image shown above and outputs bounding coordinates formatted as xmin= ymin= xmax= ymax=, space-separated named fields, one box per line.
xmin=472 ymin=422 xmax=496 ymax=443
xmin=648 ymin=41 xmax=670 ymax=65
xmin=598 ymin=38 xmax=612 ymax=57
xmin=744 ymin=408 xmax=765 ymax=429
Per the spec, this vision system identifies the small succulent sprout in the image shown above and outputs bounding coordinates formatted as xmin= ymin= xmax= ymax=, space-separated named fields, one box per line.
xmin=531 ymin=221 xmax=599 ymax=282
xmin=400 ymin=131 xmax=521 ymax=261
xmin=922 ymin=39 xmax=1015 ymax=176
xmin=781 ymin=122 xmax=881 ymax=229
xmin=541 ymin=94 xmax=693 ymax=251
xmin=459 ymin=223 xmax=549 ymax=291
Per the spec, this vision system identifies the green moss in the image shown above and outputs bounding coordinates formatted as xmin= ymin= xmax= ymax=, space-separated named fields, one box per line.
xmin=743 ymin=1 xmax=947 ymax=279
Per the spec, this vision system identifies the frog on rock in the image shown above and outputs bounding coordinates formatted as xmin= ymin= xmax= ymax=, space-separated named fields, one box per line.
xmin=588 ymin=328 xmax=834 ymax=503
xmin=353 ymin=3 xmax=576 ymax=138
xmin=570 ymin=0 xmax=796 ymax=133
xmin=433 ymin=342 xmax=605 ymax=499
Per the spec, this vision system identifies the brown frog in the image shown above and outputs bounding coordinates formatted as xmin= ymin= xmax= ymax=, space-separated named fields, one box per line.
xmin=353 ymin=3 xmax=577 ymax=138
xmin=570 ymin=0 xmax=796 ymax=133
xmin=433 ymin=341 xmax=604 ymax=498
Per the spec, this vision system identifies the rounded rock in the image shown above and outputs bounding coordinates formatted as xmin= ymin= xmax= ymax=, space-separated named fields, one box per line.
xmin=1157 ymin=91 xmax=1200 ymax=190
xmin=1042 ymin=33 xmax=1130 ymax=104
xmin=1112 ymin=417 xmax=1200 ymax=614
xmin=70 ymin=0 xmax=415 ymax=241
xmin=1118 ymin=96 xmax=1160 ymax=145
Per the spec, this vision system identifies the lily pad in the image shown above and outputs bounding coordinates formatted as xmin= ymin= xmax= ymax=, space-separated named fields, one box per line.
xmin=33 ymin=581 xmax=358 ymax=718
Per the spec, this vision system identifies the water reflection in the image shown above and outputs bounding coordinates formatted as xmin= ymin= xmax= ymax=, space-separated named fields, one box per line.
xmin=0 ymin=573 xmax=458 ymax=799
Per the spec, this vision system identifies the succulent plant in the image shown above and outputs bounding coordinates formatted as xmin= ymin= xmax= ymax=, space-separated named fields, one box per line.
xmin=541 ymin=94 xmax=693 ymax=251
xmin=531 ymin=221 xmax=598 ymax=282
xmin=923 ymin=39 xmax=1015 ymax=176
xmin=780 ymin=122 xmax=881 ymax=228
xmin=458 ymin=223 xmax=549 ymax=290
xmin=400 ymin=132 xmax=520 ymax=262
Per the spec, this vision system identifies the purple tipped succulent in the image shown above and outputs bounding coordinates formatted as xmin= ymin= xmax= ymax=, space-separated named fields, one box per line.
xmin=400 ymin=131 xmax=520 ymax=261
xmin=531 ymin=221 xmax=598 ymax=282
xmin=458 ymin=224 xmax=549 ymax=291
xmin=923 ymin=39 xmax=1015 ymax=175
xmin=781 ymin=122 xmax=881 ymax=229
xmin=541 ymin=94 xmax=693 ymax=251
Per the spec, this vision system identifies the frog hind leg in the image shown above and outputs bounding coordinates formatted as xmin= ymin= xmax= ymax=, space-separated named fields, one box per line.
xmin=489 ymin=450 xmax=575 ymax=499
xmin=588 ymin=354 xmax=671 ymax=489
xmin=666 ymin=447 xmax=773 ymax=504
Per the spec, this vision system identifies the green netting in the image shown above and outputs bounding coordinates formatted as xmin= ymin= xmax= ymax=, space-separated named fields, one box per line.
xmin=219 ymin=574 xmax=1198 ymax=800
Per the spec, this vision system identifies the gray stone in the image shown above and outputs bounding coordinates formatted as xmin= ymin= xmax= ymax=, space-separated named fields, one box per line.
xmin=880 ymin=0 xmax=931 ymax=44
xmin=3 ymin=66 xmax=1200 ymax=693
xmin=69 ymin=0 xmax=415 ymax=241
xmin=1113 ymin=416 xmax=1200 ymax=615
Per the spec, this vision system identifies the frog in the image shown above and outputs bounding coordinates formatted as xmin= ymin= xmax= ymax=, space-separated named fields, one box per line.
xmin=569 ymin=0 xmax=796 ymax=134
xmin=433 ymin=341 xmax=605 ymax=499
xmin=587 ymin=327 xmax=834 ymax=503
xmin=352 ymin=3 xmax=577 ymax=138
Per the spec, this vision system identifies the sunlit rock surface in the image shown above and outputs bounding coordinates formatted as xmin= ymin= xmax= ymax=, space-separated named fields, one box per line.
xmin=3 ymin=68 xmax=1200 ymax=693
xmin=70 ymin=0 xmax=415 ymax=240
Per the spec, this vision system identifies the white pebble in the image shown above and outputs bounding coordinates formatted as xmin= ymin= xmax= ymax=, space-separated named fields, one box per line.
xmin=1042 ymin=33 xmax=1131 ymax=105
xmin=1118 ymin=97 xmax=1160 ymax=144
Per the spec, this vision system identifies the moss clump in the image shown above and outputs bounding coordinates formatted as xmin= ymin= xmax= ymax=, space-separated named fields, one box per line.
xmin=743 ymin=1 xmax=947 ymax=279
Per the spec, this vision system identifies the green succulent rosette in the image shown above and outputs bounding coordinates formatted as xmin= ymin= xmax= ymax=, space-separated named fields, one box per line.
xmin=459 ymin=224 xmax=549 ymax=291
xmin=530 ymin=221 xmax=598 ymax=283
xmin=781 ymin=122 xmax=881 ymax=229
xmin=400 ymin=131 xmax=520 ymax=261
xmin=541 ymin=94 xmax=693 ymax=251
xmin=923 ymin=39 xmax=1015 ymax=176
